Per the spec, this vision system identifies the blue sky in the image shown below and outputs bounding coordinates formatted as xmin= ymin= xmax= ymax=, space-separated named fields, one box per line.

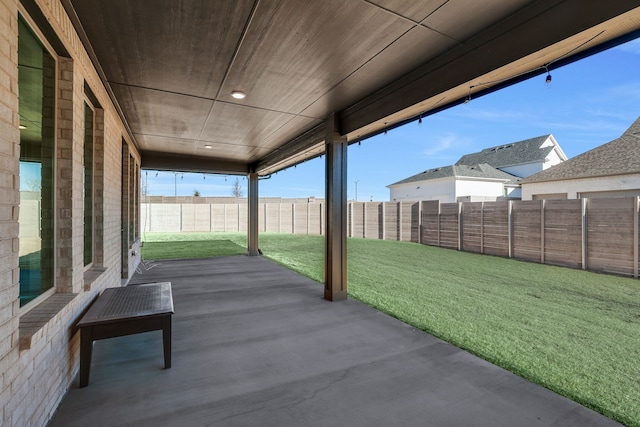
xmin=145 ymin=37 xmax=640 ymax=201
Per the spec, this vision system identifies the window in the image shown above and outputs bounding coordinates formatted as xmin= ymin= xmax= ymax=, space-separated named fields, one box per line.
xmin=83 ymin=101 xmax=94 ymax=266
xmin=121 ymin=142 xmax=140 ymax=279
xmin=18 ymin=16 xmax=56 ymax=306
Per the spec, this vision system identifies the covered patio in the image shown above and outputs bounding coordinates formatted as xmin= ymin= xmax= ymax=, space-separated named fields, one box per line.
xmin=4 ymin=1 xmax=640 ymax=425
xmin=48 ymin=256 xmax=619 ymax=426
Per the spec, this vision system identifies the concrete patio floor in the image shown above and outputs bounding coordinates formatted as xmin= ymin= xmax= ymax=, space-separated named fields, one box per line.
xmin=48 ymin=255 xmax=620 ymax=426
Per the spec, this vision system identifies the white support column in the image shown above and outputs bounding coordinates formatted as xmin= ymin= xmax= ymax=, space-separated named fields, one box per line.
xmin=247 ymin=172 xmax=260 ymax=256
xmin=324 ymin=114 xmax=348 ymax=301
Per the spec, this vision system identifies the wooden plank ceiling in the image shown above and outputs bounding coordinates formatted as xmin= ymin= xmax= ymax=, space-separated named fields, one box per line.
xmin=63 ymin=0 xmax=640 ymax=175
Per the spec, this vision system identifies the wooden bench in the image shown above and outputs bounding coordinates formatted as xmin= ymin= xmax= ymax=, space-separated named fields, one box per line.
xmin=77 ymin=282 xmax=174 ymax=388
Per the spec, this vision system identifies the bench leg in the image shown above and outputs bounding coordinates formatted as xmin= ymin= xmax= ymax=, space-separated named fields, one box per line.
xmin=162 ymin=315 xmax=172 ymax=369
xmin=79 ymin=327 xmax=93 ymax=388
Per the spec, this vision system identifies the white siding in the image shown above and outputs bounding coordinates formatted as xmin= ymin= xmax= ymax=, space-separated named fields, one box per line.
xmin=522 ymin=173 xmax=640 ymax=200
xmin=455 ymin=179 xmax=506 ymax=200
xmin=389 ymin=177 xmax=509 ymax=202
xmin=498 ymin=135 xmax=566 ymax=178
xmin=389 ymin=177 xmax=456 ymax=202
xmin=544 ymin=149 xmax=565 ymax=169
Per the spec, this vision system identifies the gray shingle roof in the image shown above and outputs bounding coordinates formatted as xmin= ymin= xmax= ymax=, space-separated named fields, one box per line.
xmin=388 ymin=163 xmax=519 ymax=186
xmin=522 ymin=117 xmax=640 ymax=183
xmin=456 ymin=135 xmax=553 ymax=168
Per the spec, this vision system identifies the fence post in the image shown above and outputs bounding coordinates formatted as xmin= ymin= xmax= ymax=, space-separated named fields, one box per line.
xmin=508 ymin=200 xmax=513 ymax=258
xmin=457 ymin=202 xmax=462 ymax=250
xmin=634 ymin=197 xmax=639 ymax=278
xmin=480 ymin=201 xmax=484 ymax=254
xmin=381 ymin=202 xmax=386 ymax=240
xmin=398 ymin=202 xmax=402 ymax=241
xmin=581 ymin=197 xmax=588 ymax=270
xmin=418 ymin=201 xmax=423 ymax=245
xmin=363 ymin=202 xmax=367 ymax=238
xmin=180 ymin=203 xmax=184 ymax=232
xmin=437 ymin=201 xmax=441 ymax=247
xmin=540 ymin=200 xmax=545 ymax=263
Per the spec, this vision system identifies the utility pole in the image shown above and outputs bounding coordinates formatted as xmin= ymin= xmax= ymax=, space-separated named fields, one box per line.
xmin=354 ymin=180 xmax=359 ymax=201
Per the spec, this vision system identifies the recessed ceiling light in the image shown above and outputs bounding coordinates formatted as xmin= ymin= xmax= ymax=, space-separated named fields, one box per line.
xmin=231 ymin=91 xmax=246 ymax=99
xmin=19 ymin=125 xmax=26 ymax=130
xmin=204 ymin=144 xmax=212 ymax=149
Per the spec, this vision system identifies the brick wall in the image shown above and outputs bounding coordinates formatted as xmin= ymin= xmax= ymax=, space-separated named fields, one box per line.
xmin=0 ymin=0 xmax=141 ymax=425
xmin=0 ymin=1 xmax=21 ymax=426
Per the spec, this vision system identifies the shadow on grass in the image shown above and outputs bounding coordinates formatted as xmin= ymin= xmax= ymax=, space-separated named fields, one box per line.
xmin=142 ymin=239 xmax=246 ymax=260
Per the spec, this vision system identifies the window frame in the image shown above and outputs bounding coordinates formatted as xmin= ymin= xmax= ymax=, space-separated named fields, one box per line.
xmin=83 ymin=98 xmax=96 ymax=269
xmin=17 ymin=7 xmax=58 ymax=312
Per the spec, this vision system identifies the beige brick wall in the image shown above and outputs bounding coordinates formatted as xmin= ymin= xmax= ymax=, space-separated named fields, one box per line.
xmin=0 ymin=0 xmax=141 ymax=425
xmin=0 ymin=0 xmax=21 ymax=425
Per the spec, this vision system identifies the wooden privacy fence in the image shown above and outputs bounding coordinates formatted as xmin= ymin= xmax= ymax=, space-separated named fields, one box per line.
xmin=141 ymin=196 xmax=640 ymax=278
xmin=141 ymin=200 xmax=417 ymax=238
xmin=421 ymin=198 xmax=640 ymax=278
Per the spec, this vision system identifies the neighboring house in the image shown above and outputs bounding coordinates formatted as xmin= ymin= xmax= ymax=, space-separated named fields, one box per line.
xmin=456 ymin=134 xmax=567 ymax=179
xmin=521 ymin=117 xmax=640 ymax=200
xmin=388 ymin=134 xmax=567 ymax=201
xmin=387 ymin=164 xmax=518 ymax=203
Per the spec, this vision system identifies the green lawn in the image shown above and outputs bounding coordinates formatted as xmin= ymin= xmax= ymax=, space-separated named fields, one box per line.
xmin=142 ymin=232 xmax=640 ymax=427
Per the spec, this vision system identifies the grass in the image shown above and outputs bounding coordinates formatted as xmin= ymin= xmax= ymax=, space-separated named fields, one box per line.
xmin=142 ymin=232 xmax=640 ymax=427
xmin=141 ymin=235 xmax=247 ymax=259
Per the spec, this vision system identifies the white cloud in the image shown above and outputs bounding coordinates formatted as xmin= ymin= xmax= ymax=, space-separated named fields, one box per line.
xmin=422 ymin=133 xmax=472 ymax=157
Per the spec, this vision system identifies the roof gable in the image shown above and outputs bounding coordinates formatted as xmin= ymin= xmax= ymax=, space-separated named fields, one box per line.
xmin=388 ymin=163 xmax=518 ymax=187
xmin=523 ymin=117 xmax=640 ymax=184
xmin=456 ymin=135 xmax=556 ymax=168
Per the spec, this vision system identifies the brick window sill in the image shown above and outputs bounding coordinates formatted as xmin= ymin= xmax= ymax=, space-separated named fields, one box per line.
xmin=84 ymin=266 xmax=107 ymax=291
xmin=19 ymin=293 xmax=77 ymax=351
